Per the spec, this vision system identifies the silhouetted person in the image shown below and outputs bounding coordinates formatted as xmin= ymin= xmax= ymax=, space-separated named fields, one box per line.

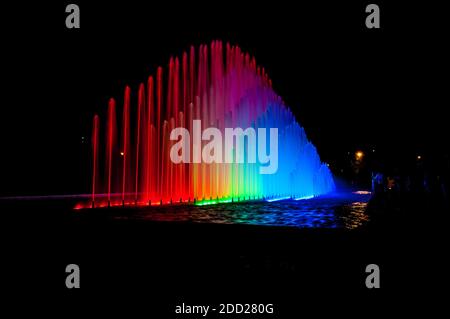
xmin=372 ymin=172 xmax=384 ymax=195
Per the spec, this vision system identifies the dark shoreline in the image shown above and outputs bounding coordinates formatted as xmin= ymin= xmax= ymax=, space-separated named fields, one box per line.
xmin=1 ymin=191 xmax=445 ymax=318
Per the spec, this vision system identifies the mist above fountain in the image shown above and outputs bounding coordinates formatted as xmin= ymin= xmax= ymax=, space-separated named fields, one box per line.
xmin=85 ymin=41 xmax=335 ymax=208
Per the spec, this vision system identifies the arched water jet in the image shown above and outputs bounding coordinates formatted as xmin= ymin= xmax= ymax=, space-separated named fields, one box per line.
xmin=83 ymin=40 xmax=335 ymax=209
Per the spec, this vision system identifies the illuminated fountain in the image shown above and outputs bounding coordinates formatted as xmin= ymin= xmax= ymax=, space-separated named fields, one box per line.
xmin=84 ymin=41 xmax=335 ymax=208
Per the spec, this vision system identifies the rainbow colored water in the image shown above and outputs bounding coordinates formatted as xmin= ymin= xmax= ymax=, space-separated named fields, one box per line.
xmin=85 ymin=41 xmax=335 ymax=208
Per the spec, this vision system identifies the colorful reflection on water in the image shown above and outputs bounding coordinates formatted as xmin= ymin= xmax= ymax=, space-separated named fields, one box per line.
xmin=112 ymin=192 xmax=371 ymax=229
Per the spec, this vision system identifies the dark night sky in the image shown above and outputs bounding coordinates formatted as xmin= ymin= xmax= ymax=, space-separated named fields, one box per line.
xmin=1 ymin=1 xmax=448 ymax=196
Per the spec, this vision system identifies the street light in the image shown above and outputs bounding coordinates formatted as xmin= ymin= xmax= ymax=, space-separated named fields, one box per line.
xmin=355 ymin=151 xmax=364 ymax=160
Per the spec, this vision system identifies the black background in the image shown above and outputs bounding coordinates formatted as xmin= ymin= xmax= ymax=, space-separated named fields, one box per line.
xmin=1 ymin=1 xmax=448 ymax=196
xmin=1 ymin=1 xmax=447 ymax=317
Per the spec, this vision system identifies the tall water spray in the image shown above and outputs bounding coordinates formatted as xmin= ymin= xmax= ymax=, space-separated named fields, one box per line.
xmin=88 ymin=41 xmax=335 ymax=208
